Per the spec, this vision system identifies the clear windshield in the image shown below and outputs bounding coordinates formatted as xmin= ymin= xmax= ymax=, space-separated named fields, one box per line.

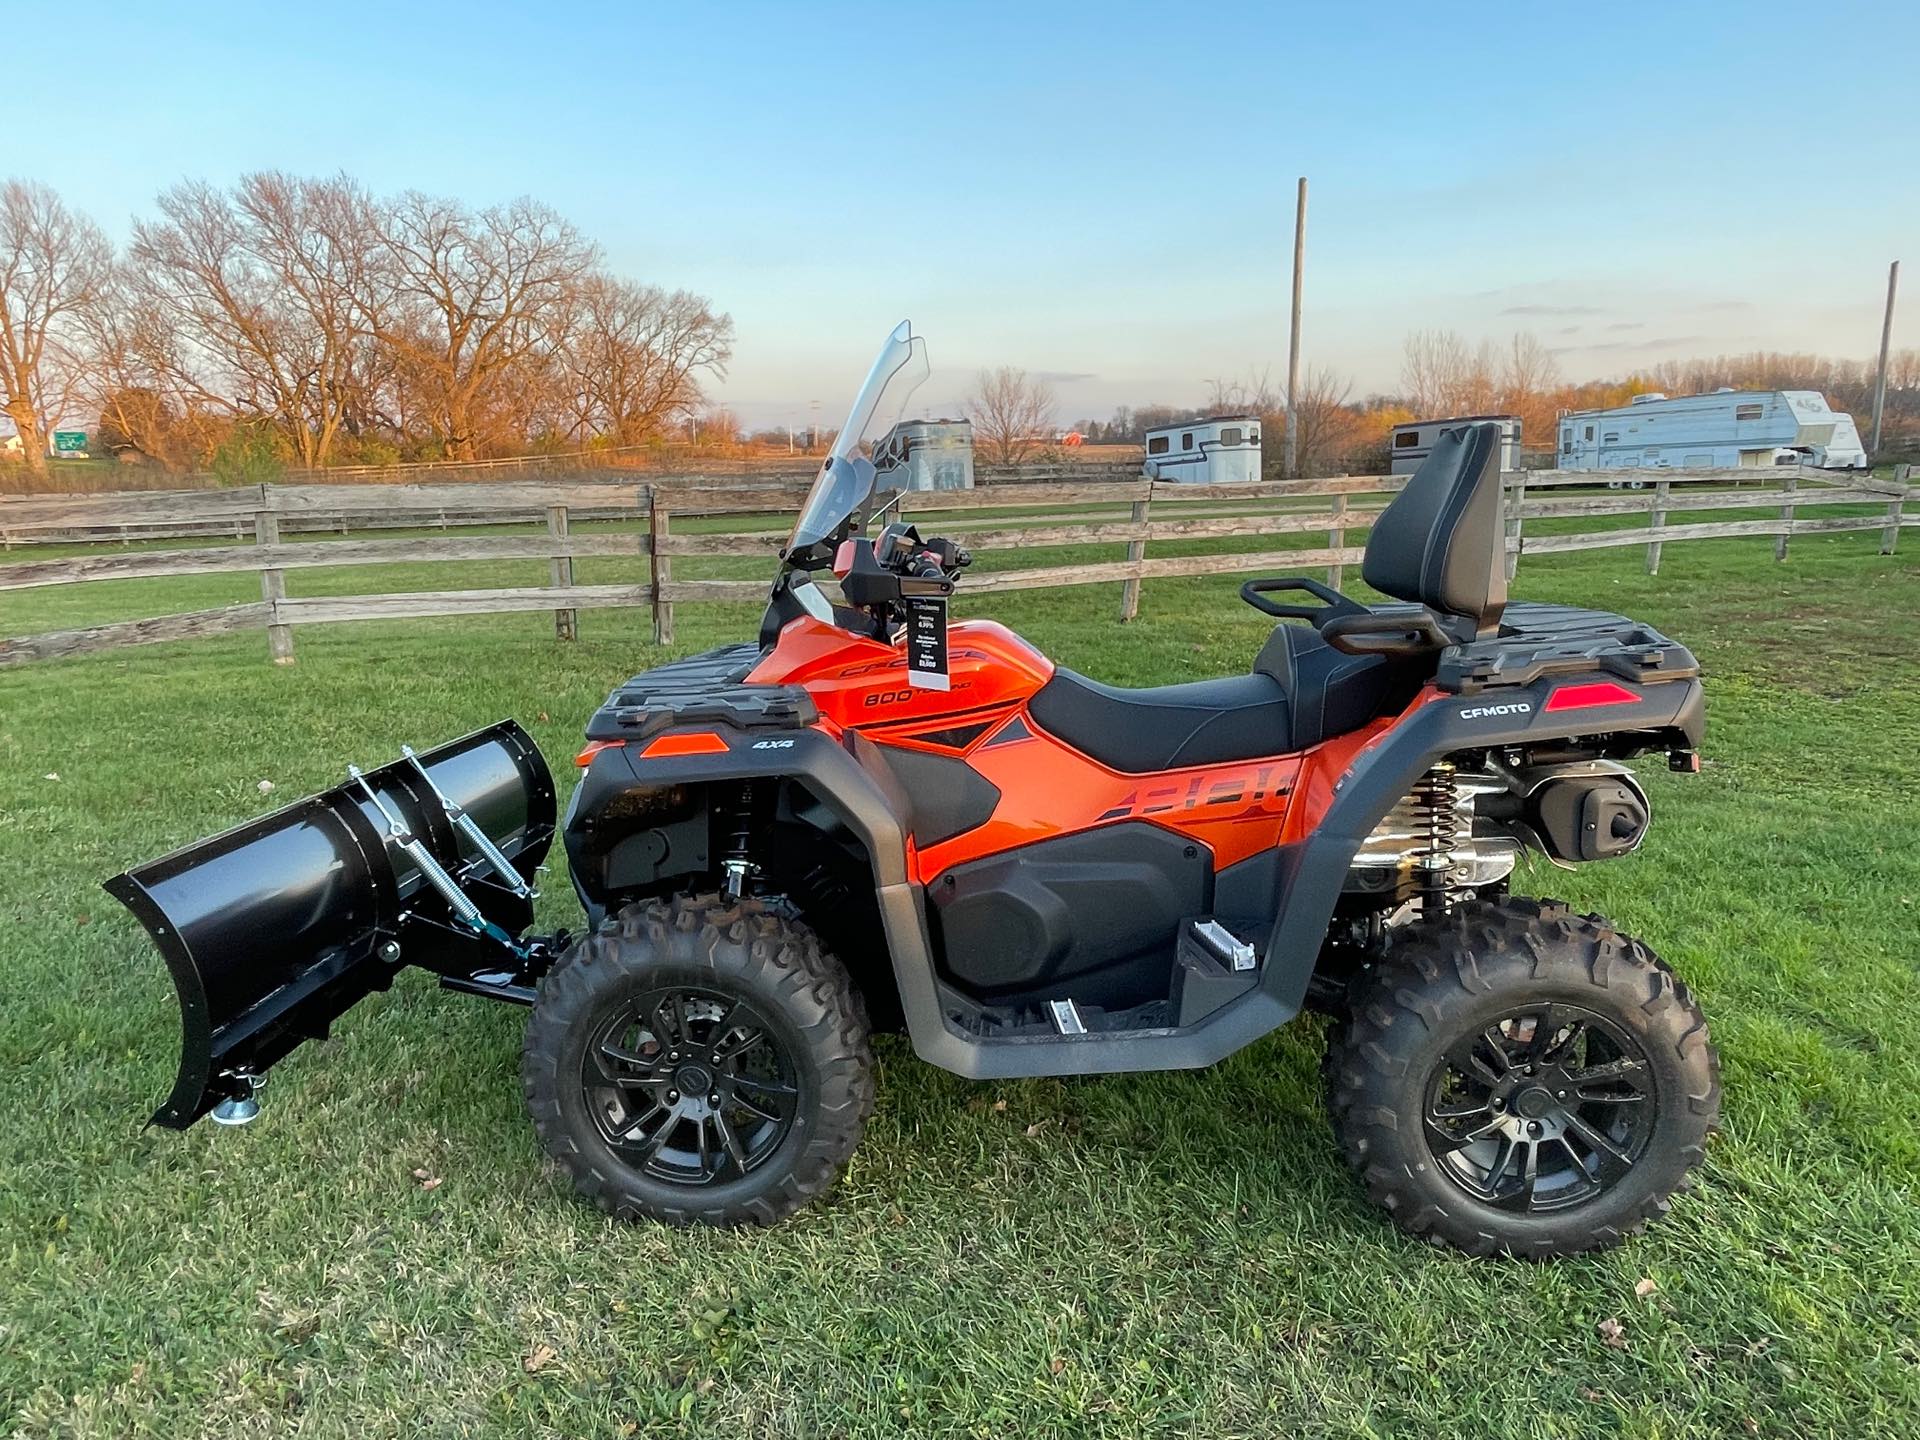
xmin=787 ymin=321 xmax=930 ymax=551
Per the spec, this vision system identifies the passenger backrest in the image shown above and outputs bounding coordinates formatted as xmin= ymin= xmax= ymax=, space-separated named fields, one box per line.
xmin=1361 ymin=421 xmax=1507 ymax=636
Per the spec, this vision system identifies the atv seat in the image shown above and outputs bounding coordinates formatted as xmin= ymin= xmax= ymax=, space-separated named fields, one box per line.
xmin=1028 ymin=627 xmax=1424 ymax=773
xmin=1024 ymin=422 xmax=1507 ymax=773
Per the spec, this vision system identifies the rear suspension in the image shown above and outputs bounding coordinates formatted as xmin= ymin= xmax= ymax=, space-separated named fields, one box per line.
xmin=1408 ymin=761 xmax=1461 ymax=918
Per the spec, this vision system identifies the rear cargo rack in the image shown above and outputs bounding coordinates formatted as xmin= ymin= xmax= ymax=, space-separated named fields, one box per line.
xmin=1436 ymin=602 xmax=1699 ymax=694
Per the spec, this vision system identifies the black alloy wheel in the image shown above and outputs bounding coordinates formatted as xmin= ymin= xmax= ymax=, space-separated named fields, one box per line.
xmin=524 ymin=893 xmax=874 ymax=1226
xmin=1324 ymin=897 xmax=1719 ymax=1257
xmin=1423 ymin=1003 xmax=1656 ymax=1212
xmin=582 ymin=986 xmax=800 ymax=1187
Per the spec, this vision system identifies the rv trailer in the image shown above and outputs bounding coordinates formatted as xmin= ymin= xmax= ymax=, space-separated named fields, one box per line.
xmin=1390 ymin=415 xmax=1523 ymax=475
xmin=1556 ymin=390 xmax=1869 ymax=474
xmin=1142 ymin=415 xmax=1262 ymax=483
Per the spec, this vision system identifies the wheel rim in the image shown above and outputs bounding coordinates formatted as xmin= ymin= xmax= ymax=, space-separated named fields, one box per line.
xmin=1421 ymin=1003 xmax=1657 ymax=1213
xmin=582 ymin=986 xmax=801 ymax=1187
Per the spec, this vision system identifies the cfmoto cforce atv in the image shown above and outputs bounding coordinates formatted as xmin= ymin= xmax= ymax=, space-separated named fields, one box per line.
xmin=109 ymin=322 xmax=1719 ymax=1257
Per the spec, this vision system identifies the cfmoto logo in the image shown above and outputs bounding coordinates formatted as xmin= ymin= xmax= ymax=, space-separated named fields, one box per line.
xmin=1459 ymin=702 xmax=1533 ymax=720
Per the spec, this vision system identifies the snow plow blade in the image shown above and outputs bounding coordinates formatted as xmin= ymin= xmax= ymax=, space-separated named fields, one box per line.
xmin=104 ymin=721 xmax=556 ymax=1129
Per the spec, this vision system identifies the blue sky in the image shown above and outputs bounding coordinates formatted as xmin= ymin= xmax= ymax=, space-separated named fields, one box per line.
xmin=12 ymin=1 xmax=1916 ymax=429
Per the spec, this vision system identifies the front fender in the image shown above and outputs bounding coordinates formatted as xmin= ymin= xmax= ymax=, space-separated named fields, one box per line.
xmin=569 ymin=725 xmax=912 ymax=891
xmin=565 ymin=725 xmax=959 ymax=1062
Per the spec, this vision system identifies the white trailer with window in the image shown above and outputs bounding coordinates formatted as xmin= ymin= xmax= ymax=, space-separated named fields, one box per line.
xmin=876 ymin=418 xmax=975 ymax=492
xmin=1556 ymin=390 xmax=1868 ymax=473
xmin=1389 ymin=415 xmax=1523 ymax=475
xmin=1142 ymin=415 xmax=1262 ymax=483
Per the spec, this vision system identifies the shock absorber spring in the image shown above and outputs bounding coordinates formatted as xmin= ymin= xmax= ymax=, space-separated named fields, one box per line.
xmin=1408 ymin=760 xmax=1461 ymax=918
xmin=720 ymin=780 xmax=761 ymax=900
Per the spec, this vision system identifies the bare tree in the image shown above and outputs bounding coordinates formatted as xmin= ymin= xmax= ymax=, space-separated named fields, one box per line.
xmin=551 ymin=275 xmax=733 ymax=444
xmin=1288 ymin=365 xmax=1366 ymax=476
xmin=376 ymin=194 xmax=597 ymax=460
xmin=1497 ymin=332 xmax=1561 ymax=446
xmin=965 ymin=365 xmax=1056 ymax=466
xmin=84 ymin=268 xmax=221 ymax=467
xmin=0 ymin=180 xmax=111 ymax=474
xmin=129 ymin=173 xmax=383 ymax=468
xmin=1401 ymin=329 xmax=1498 ymax=417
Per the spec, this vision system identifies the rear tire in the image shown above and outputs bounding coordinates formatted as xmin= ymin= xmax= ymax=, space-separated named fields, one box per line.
xmin=523 ymin=893 xmax=874 ymax=1226
xmin=1324 ymin=897 xmax=1719 ymax=1257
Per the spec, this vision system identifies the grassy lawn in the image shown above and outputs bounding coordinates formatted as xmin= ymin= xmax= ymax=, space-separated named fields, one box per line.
xmin=2 ymin=526 xmax=1918 ymax=1438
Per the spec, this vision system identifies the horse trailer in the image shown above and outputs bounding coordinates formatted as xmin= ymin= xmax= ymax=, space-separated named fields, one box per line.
xmin=1390 ymin=415 xmax=1523 ymax=475
xmin=1556 ymin=391 xmax=1869 ymax=473
xmin=877 ymin=418 xmax=976 ymax=492
xmin=1142 ymin=415 xmax=1262 ymax=483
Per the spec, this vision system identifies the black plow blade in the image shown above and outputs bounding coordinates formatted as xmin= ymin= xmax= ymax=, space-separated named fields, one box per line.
xmin=104 ymin=720 xmax=556 ymax=1129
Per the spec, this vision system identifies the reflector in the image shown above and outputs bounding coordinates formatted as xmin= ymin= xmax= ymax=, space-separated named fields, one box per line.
xmin=1543 ymin=681 xmax=1642 ymax=712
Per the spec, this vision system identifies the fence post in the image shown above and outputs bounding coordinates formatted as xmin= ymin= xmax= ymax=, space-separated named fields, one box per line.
xmin=547 ymin=504 xmax=576 ymax=641
xmin=1327 ymin=493 xmax=1349 ymax=589
xmin=1118 ymin=486 xmax=1151 ymax=622
xmin=1646 ymin=479 xmax=1670 ymax=575
xmin=1885 ymin=465 xmax=1909 ymax=555
xmin=1503 ymin=472 xmax=1526 ymax=580
xmin=254 ymin=485 xmax=294 ymax=665
xmin=1775 ymin=472 xmax=1797 ymax=562
xmin=647 ymin=484 xmax=675 ymax=646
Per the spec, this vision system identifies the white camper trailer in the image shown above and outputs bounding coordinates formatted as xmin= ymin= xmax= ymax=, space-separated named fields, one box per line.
xmin=876 ymin=418 xmax=975 ymax=492
xmin=1556 ymin=391 xmax=1868 ymax=473
xmin=1389 ymin=415 xmax=1523 ymax=476
xmin=1142 ymin=415 xmax=1262 ymax=484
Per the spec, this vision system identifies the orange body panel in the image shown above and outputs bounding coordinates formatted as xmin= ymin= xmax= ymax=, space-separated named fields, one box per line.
xmin=746 ymin=614 xmax=1418 ymax=886
xmin=746 ymin=615 xmax=1054 ymax=730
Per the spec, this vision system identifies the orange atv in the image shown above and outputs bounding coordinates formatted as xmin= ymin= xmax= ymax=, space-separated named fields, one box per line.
xmin=109 ymin=323 xmax=1717 ymax=1257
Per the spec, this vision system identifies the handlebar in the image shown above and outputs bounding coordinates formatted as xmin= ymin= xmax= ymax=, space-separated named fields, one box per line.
xmin=837 ymin=525 xmax=968 ymax=612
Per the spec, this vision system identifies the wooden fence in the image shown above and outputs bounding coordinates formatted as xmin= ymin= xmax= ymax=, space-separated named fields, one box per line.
xmin=0 ymin=462 xmax=1145 ymax=546
xmin=1 ymin=465 xmax=1912 ymax=668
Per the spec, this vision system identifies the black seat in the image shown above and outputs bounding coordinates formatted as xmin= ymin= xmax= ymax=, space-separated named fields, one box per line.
xmin=1252 ymin=623 xmax=1426 ymax=749
xmin=1024 ymin=423 xmax=1504 ymax=773
xmin=1028 ymin=632 xmax=1425 ymax=773
xmin=1028 ymin=669 xmax=1295 ymax=773
xmin=1358 ymin=421 xmax=1507 ymax=640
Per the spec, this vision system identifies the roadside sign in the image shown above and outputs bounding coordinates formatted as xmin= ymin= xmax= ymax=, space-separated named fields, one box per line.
xmin=52 ymin=430 xmax=88 ymax=456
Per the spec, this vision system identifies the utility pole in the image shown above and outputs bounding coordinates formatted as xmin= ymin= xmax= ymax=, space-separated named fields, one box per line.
xmin=1284 ymin=176 xmax=1307 ymax=478
xmin=1871 ymin=259 xmax=1899 ymax=456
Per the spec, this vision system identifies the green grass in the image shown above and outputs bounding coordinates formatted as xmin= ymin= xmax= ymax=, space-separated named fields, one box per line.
xmin=3 ymin=528 xmax=1919 ymax=1438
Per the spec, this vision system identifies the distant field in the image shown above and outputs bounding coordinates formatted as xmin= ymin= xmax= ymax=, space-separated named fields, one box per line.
xmin=2 ymin=532 xmax=1918 ymax=1437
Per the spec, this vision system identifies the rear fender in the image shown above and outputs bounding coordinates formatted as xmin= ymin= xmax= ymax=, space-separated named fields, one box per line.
xmin=1262 ymin=673 xmax=1703 ymax=1009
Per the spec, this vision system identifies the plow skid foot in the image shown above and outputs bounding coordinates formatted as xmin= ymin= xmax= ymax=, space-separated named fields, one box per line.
xmin=105 ymin=721 xmax=556 ymax=1129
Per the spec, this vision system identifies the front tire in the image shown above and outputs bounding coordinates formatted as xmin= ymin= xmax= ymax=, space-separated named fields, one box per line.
xmin=1325 ymin=897 xmax=1719 ymax=1257
xmin=523 ymin=894 xmax=874 ymax=1226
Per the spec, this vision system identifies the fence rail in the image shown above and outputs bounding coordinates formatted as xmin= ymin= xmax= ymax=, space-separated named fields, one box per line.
xmin=0 ymin=462 xmax=1148 ymax=544
xmin=1 ymin=465 xmax=1912 ymax=668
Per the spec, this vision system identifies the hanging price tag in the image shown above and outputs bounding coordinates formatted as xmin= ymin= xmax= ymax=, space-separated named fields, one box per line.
xmin=905 ymin=594 xmax=950 ymax=690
